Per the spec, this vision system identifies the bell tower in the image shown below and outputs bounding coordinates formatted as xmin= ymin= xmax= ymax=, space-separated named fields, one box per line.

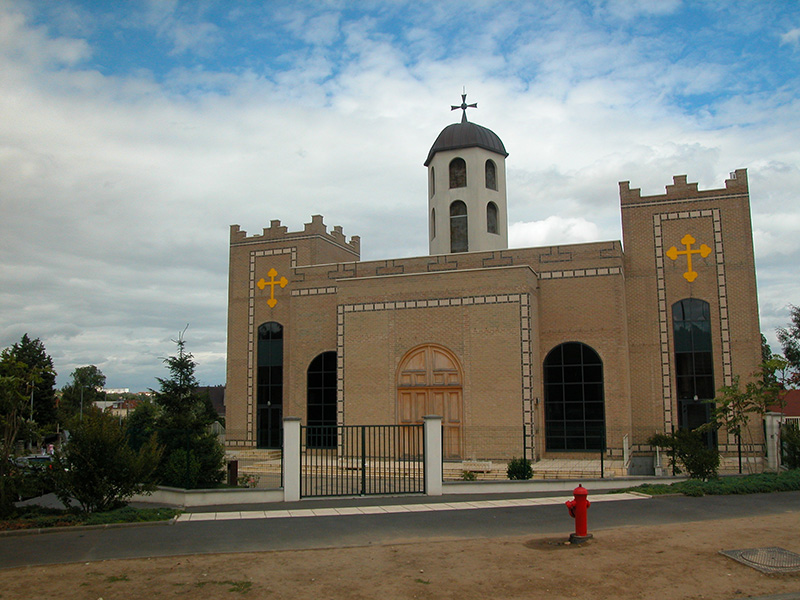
xmin=425 ymin=94 xmax=509 ymax=255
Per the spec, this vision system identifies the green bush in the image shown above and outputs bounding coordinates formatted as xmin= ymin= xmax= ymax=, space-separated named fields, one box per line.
xmin=53 ymin=410 xmax=162 ymax=513
xmin=648 ymin=429 xmax=720 ymax=481
xmin=507 ymin=457 xmax=533 ymax=480
xmin=0 ymin=505 xmax=180 ymax=531
xmin=618 ymin=469 xmax=800 ymax=497
xmin=460 ymin=470 xmax=477 ymax=481
xmin=161 ymin=448 xmax=201 ymax=488
xmin=782 ymin=422 xmax=800 ymax=470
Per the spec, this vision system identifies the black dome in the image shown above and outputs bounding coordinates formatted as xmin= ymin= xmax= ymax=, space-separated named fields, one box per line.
xmin=424 ymin=120 xmax=508 ymax=166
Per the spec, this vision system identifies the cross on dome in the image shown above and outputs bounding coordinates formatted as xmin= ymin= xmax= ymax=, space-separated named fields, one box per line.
xmin=451 ymin=92 xmax=477 ymax=123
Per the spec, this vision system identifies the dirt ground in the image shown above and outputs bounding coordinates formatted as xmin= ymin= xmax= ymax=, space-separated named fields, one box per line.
xmin=0 ymin=512 xmax=798 ymax=600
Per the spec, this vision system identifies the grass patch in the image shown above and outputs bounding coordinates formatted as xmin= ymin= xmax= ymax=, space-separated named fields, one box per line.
xmin=615 ymin=469 xmax=800 ymax=497
xmin=0 ymin=505 xmax=180 ymax=531
xmin=106 ymin=574 xmax=130 ymax=583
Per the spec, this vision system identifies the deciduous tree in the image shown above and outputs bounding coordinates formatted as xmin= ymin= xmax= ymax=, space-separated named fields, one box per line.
xmin=777 ymin=305 xmax=800 ymax=386
xmin=53 ymin=409 xmax=162 ymax=513
xmin=59 ymin=365 xmax=107 ymax=423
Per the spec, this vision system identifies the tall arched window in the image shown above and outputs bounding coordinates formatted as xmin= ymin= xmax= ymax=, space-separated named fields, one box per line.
xmin=430 ymin=208 xmax=436 ymax=240
xmin=450 ymin=201 xmax=468 ymax=253
xmin=307 ymin=351 xmax=337 ymax=449
xmin=544 ymin=342 xmax=605 ymax=451
xmin=257 ymin=322 xmax=283 ymax=449
xmin=672 ymin=298 xmax=715 ymax=445
xmin=485 ymin=159 xmax=497 ymax=190
xmin=430 ymin=166 xmax=435 ymax=197
xmin=449 ymin=157 xmax=466 ymax=188
xmin=487 ymin=202 xmax=498 ymax=234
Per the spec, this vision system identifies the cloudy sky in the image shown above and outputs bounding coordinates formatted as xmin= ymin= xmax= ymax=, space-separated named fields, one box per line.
xmin=1 ymin=0 xmax=799 ymax=391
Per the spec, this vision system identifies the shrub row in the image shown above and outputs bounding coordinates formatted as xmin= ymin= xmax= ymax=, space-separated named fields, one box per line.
xmin=621 ymin=469 xmax=800 ymax=497
xmin=0 ymin=506 xmax=180 ymax=531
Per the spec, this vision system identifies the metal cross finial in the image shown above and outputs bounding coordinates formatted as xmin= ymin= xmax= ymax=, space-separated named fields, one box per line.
xmin=451 ymin=91 xmax=477 ymax=123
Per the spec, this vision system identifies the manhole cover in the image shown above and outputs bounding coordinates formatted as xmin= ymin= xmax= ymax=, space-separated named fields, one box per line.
xmin=720 ymin=547 xmax=800 ymax=574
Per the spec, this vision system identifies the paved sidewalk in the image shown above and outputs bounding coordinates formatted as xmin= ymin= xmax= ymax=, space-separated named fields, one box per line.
xmin=176 ymin=490 xmax=647 ymax=521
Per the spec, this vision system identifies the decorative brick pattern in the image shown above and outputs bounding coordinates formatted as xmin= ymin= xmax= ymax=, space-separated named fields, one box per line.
xmin=337 ymin=293 xmax=535 ymax=450
xmin=291 ymin=287 xmax=338 ymax=296
xmin=653 ymin=208 xmax=730 ymax=431
xmin=538 ymin=267 xmax=622 ymax=279
xmin=245 ymin=247 xmax=296 ymax=443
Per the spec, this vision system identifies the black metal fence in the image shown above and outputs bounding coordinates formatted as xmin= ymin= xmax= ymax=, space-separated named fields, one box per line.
xmin=300 ymin=425 xmax=424 ymax=498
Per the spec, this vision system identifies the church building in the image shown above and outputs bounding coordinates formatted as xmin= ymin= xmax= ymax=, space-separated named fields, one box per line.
xmin=224 ymin=97 xmax=763 ymax=475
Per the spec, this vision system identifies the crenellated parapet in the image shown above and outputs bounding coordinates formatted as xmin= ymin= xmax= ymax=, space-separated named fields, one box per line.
xmin=619 ymin=169 xmax=748 ymax=205
xmin=230 ymin=215 xmax=360 ymax=255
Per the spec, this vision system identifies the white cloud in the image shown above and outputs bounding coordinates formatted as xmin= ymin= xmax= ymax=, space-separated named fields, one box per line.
xmin=509 ymin=217 xmax=601 ymax=248
xmin=1 ymin=1 xmax=799 ymax=389
xmin=781 ymin=27 xmax=800 ymax=46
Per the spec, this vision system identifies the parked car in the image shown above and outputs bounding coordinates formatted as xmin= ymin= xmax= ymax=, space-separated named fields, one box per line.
xmin=13 ymin=455 xmax=54 ymax=471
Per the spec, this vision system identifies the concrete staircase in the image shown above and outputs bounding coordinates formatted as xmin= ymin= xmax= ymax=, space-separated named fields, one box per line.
xmin=532 ymin=458 xmax=626 ymax=479
xmin=442 ymin=458 xmax=627 ymax=481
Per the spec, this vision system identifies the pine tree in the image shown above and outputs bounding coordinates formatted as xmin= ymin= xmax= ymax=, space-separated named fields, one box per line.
xmin=3 ymin=335 xmax=57 ymax=426
xmin=152 ymin=333 xmax=224 ymax=488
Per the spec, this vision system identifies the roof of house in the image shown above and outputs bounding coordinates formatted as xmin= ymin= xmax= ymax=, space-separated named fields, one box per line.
xmin=770 ymin=389 xmax=800 ymax=416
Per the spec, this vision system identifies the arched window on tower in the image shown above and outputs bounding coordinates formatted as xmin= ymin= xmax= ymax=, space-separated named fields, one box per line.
xmin=430 ymin=208 xmax=436 ymax=240
xmin=430 ymin=166 xmax=435 ymax=198
xmin=449 ymin=158 xmax=466 ymax=188
xmin=450 ymin=201 xmax=468 ymax=253
xmin=485 ymin=159 xmax=497 ymax=190
xmin=257 ymin=321 xmax=283 ymax=449
xmin=487 ymin=202 xmax=498 ymax=234
xmin=672 ymin=298 xmax=715 ymax=447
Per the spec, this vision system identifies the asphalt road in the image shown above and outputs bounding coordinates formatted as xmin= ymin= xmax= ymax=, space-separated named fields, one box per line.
xmin=1 ymin=491 xmax=798 ymax=569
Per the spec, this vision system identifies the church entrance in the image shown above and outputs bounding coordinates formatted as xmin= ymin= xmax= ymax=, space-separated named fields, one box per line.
xmin=397 ymin=344 xmax=463 ymax=459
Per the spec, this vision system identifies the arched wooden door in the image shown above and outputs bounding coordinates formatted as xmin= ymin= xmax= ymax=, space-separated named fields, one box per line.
xmin=397 ymin=344 xmax=463 ymax=459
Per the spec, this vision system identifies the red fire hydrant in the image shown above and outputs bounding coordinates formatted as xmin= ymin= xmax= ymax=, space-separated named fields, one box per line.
xmin=565 ymin=484 xmax=593 ymax=544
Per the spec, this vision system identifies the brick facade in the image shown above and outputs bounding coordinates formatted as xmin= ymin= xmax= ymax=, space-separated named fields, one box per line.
xmin=225 ymin=134 xmax=763 ymax=471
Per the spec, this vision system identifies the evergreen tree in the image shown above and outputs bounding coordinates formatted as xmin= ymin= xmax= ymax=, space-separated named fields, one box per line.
xmin=0 ymin=349 xmax=52 ymax=515
xmin=2 ymin=335 xmax=57 ymax=426
xmin=152 ymin=333 xmax=224 ymax=488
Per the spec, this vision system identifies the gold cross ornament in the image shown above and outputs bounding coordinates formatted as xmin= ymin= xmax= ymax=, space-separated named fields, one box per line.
xmin=666 ymin=234 xmax=711 ymax=282
xmin=257 ymin=268 xmax=288 ymax=308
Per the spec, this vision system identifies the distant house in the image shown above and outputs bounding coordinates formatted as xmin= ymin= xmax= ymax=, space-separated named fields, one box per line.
xmin=197 ymin=385 xmax=225 ymax=419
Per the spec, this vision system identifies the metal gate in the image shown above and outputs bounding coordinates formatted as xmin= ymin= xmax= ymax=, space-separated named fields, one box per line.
xmin=300 ymin=424 xmax=424 ymax=498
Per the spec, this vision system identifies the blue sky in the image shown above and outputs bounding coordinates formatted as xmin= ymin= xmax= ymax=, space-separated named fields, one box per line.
xmin=1 ymin=0 xmax=799 ymax=391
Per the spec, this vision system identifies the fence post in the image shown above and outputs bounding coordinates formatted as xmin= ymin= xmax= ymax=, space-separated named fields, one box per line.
xmin=764 ymin=412 xmax=781 ymax=471
xmin=283 ymin=417 xmax=301 ymax=502
xmin=423 ymin=415 xmax=443 ymax=496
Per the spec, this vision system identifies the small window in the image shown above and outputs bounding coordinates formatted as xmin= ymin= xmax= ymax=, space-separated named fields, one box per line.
xmin=430 ymin=166 xmax=435 ymax=198
xmin=431 ymin=208 xmax=436 ymax=240
xmin=487 ymin=202 xmax=498 ymax=234
xmin=449 ymin=158 xmax=466 ymax=188
xmin=450 ymin=201 xmax=468 ymax=253
xmin=485 ymin=160 xmax=497 ymax=190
